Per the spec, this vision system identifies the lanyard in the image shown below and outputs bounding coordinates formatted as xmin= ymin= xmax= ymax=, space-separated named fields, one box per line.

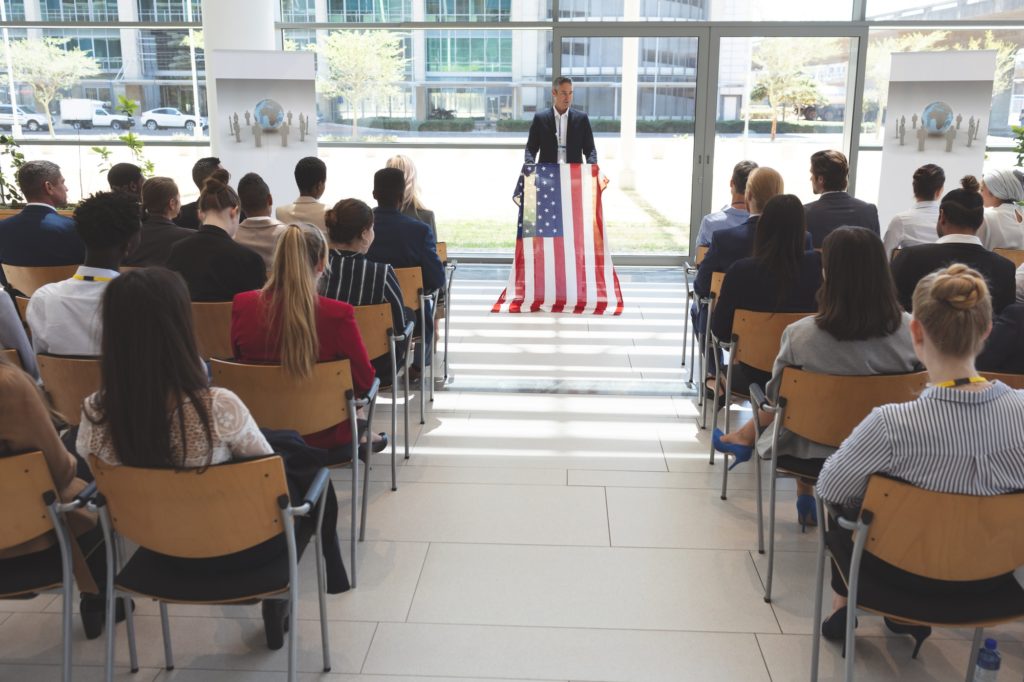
xmin=932 ymin=376 xmax=987 ymax=388
xmin=72 ymin=274 xmax=113 ymax=283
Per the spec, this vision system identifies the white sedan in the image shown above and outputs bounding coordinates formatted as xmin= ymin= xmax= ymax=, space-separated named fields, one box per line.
xmin=140 ymin=107 xmax=205 ymax=132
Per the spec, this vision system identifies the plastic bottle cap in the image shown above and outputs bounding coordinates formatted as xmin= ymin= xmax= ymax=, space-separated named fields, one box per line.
xmin=984 ymin=638 xmax=997 ymax=650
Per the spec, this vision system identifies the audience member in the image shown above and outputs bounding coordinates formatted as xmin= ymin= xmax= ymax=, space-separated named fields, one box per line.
xmin=27 ymin=192 xmax=141 ymax=355
xmin=882 ymin=163 xmax=944 ymax=253
xmin=0 ymin=291 xmax=37 ymax=378
xmin=816 ymin=264 xmax=1024 ymax=651
xmin=173 ymin=156 xmax=222 ymax=229
xmin=165 ymin=169 xmax=266 ymax=301
xmin=892 ymin=176 xmax=1015 ymax=314
xmin=696 ymin=160 xmax=758 ymax=247
xmin=0 ymin=160 xmax=83 ymax=287
xmin=322 ymin=198 xmax=410 ymax=383
xmin=804 ymin=150 xmax=880 ymax=247
xmin=978 ymin=168 xmax=1024 ymax=249
xmin=123 ymin=176 xmax=192 ymax=267
xmin=234 ymin=172 xmax=287 ymax=269
xmin=712 ymin=227 xmax=918 ymax=523
xmin=106 ymin=162 xmax=144 ymax=200
xmin=231 ymin=224 xmax=382 ymax=459
xmin=276 ymin=156 xmax=327 ymax=234
xmin=386 ymin=154 xmax=436 ymax=239
xmin=976 ymin=301 xmax=1024 ymax=374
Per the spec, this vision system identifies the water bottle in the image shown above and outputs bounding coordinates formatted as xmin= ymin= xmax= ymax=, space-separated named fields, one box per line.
xmin=973 ymin=637 xmax=1000 ymax=681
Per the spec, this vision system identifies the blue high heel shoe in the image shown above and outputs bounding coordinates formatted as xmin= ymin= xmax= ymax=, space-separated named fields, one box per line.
xmin=711 ymin=428 xmax=753 ymax=470
xmin=796 ymin=494 xmax=817 ymax=532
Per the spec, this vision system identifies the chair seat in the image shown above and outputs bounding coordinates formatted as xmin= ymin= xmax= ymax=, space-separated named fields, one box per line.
xmin=115 ymin=524 xmax=314 ymax=604
xmin=0 ymin=544 xmax=63 ymax=598
xmin=775 ymin=455 xmax=824 ymax=480
xmin=829 ymin=529 xmax=1024 ymax=626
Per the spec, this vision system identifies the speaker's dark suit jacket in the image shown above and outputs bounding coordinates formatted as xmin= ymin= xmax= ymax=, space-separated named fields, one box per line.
xmin=366 ymin=207 xmax=445 ymax=294
xmin=524 ymin=107 xmax=598 ymax=164
xmin=891 ymin=240 xmax=1016 ymax=314
xmin=165 ymin=225 xmax=266 ymax=302
xmin=0 ymin=205 xmax=84 ymax=287
xmin=804 ymin=192 xmax=880 ymax=247
xmin=977 ymin=303 xmax=1024 ymax=375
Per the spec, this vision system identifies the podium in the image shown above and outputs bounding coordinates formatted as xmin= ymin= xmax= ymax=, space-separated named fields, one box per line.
xmin=492 ymin=163 xmax=623 ymax=315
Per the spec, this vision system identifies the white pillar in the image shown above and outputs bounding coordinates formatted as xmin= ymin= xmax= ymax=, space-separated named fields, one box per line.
xmin=619 ymin=0 xmax=640 ymax=189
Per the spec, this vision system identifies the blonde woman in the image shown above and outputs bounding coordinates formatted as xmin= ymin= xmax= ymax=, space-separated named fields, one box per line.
xmin=231 ymin=223 xmax=383 ymax=459
xmin=385 ymin=154 xmax=436 ymax=238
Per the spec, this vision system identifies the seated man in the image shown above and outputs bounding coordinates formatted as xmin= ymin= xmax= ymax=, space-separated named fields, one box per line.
xmin=696 ymin=160 xmax=757 ymax=247
xmin=0 ymin=160 xmax=84 ymax=287
xmin=107 ymin=162 xmax=144 ymax=201
xmin=804 ymin=150 xmax=880 ymax=247
xmin=26 ymin=192 xmax=141 ymax=356
xmin=276 ymin=156 xmax=327 ymax=234
xmin=235 ymin=172 xmax=287 ymax=269
xmin=174 ymin=156 xmax=222 ymax=229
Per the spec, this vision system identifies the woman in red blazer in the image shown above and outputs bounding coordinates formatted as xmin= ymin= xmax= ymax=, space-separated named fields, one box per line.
xmin=231 ymin=223 xmax=382 ymax=459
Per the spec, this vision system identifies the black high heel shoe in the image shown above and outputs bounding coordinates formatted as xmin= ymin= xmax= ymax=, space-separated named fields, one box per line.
xmin=80 ymin=595 xmax=133 ymax=640
xmin=884 ymin=617 xmax=931 ymax=658
xmin=820 ymin=606 xmax=857 ymax=642
xmin=261 ymin=599 xmax=289 ymax=651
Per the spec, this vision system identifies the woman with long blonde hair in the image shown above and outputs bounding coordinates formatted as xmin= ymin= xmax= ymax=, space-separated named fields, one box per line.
xmin=386 ymin=154 xmax=436 ymax=238
xmin=231 ymin=223 xmax=384 ymax=457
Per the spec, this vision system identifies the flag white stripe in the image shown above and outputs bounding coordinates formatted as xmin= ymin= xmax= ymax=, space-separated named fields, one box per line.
xmin=581 ymin=164 xmax=598 ymax=313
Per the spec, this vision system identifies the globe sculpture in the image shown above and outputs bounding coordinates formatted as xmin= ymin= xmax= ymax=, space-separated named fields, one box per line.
xmin=254 ymin=99 xmax=285 ymax=131
xmin=922 ymin=101 xmax=954 ymax=136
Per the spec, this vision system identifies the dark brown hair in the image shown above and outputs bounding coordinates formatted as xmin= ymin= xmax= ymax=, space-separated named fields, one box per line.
xmin=939 ymin=175 xmax=984 ymax=231
xmin=816 ymin=227 xmax=903 ymax=340
xmin=325 ymin=198 xmax=373 ymax=245
xmin=810 ymin=150 xmax=849 ymax=191
xmin=912 ymin=164 xmax=945 ymax=201
xmin=731 ymin=160 xmax=758 ymax=195
xmin=141 ymin=176 xmax=179 ymax=214
xmin=197 ymin=168 xmax=239 ymax=214
xmin=753 ymin=194 xmax=807 ymax=304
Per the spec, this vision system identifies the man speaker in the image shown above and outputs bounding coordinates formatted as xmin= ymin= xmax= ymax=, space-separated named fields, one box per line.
xmin=524 ymin=77 xmax=597 ymax=165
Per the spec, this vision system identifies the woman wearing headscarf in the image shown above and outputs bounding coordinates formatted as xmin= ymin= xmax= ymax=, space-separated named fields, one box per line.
xmin=978 ymin=168 xmax=1024 ymax=249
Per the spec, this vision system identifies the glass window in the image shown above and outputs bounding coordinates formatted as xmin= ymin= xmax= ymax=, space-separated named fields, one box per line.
xmin=425 ymin=0 xmax=511 ymax=21
xmin=327 ymin=0 xmax=411 ymax=22
xmin=44 ymin=28 xmax=122 ymax=72
xmin=40 ymin=0 xmax=118 ymax=21
xmin=0 ymin=1 xmax=26 ymax=19
xmin=866 ymin=0 xmax=1024 ymax=21
xmin=426 ymin=30 xmax=512 ymax=74
xmin=136 ymin=0 xmax=201 ymax=22
xmin=557 ymin=0 xmax=854 ymax=21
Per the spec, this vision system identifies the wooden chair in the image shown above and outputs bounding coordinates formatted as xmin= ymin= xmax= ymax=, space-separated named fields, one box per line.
xmin=353 ymin=302 xmax=415 ymax=475
xmin=0 ymin=451 xmax=93 ymax=682
xmin=982 ymin=371 xmax=1024 ymax=389
xmin=210 ymin=358 xmax=379 ymax=582
xmin=191 ymin=302 xmax=233 ymax=360
xmin=694 ymin=271 xmax=727 ymax=429
xmin=2 ymin=264 xmax=79 ymax=296
xmin=811 ymin=475 xmax=1024 ymax=682
xmin=36 ymin=354 xmax=101 ymax=426
xmin=681 ymin=246 xmax=709 ymax=376
xmin=394 ymin=266 xmax=436 ymax=424
xmin=994 ymin=247 xmax=1024 ymax=268
xmin=14 ymin=295 xmax=29 ymax=325
xmin=751 ymin=368 xmax=928 ymax=603
xmin=0 ymin=347 xmax=21 ymax=369
xmin=434 ymin=241 xmax=457 ymax=382
xmin=90 ymin=455 xmax=332 ymax=682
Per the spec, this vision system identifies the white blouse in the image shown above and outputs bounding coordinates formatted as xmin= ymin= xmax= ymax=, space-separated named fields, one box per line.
xmin=77 ymin=387 xmax=272 ymax=468
xmin=979 ymin=203 xmax=1024 ymax=250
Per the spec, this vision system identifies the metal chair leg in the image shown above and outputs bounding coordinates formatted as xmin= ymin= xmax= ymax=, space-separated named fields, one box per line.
xmin=315 ymin=497 xmax=332 ymax=673
xmin=419 ymin=303 xmax=426 ymax=425
xmin=159 ymin=601 xmax=173 ymax=670
xmin=809 ymin=497 xmax=827 ymax=681
xmin=348 ymin=402 xmax=359 ymax=588
xmin=966 ymin=628 xmax=984 ymax=682
xmin=764 ymin=460 xmax=779 ymax=602
xmin=404 ymin=345 xmax=412 ymax=460
xmin=359 ymin=395 xmax=376 ymax=542
xmin=708 ymin=349 xmax=723 ymax=466
xmin=389 ymin=340 xmax=399 ymax=491
xmin=681 ymin=288 xmax=690 ymax=368
xmin=755 ymin=432 xmax=765 ymax=555
xmin=720 ymin=355 xmax=734 ymax=501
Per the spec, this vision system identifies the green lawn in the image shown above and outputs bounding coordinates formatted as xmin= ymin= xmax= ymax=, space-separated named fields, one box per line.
xmin=439 ymin=218 xmax=690 ymax=253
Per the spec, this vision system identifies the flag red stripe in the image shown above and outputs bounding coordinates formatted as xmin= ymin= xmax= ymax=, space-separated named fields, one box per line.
xmin=552 ymin=236 xmax=566 ymax=312
xmin=510 ymin=235 xmax=525 ymax=313
xmin=592 ymin=167 xmax=608 ymax=315
xmin=570 ymin=164 xmax=587 ymax=314
xmin=491 ymin=287 xmax=507 ymax=313
xmin=611 ymin=271 xmax=624 ymax=315
xmin=531 ymin=238 xmax=545 ymax=312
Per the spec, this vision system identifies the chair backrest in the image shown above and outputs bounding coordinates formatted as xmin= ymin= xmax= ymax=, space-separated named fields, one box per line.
xmin=14 ymin=296 xmax=29 ymax=324
xmin=981 ymin=371 xmax=1024 ymax=390
xmin=731 ymin=310 xmax=814 ymax=373
xmin=2 ymin=264 xmax=79 ymax=297
xmin=778 ymin=368 xmax=928 ymax=447
xmin=394 ymin=267 xmax=424 ymax=312
xmin=191 ymin=302 xmax=233 ymax=361
xmin=352 ymin=303 xmax=392 ymax=362
xmin=709 ymin=271 xmax=725 ymax=300
xmin=90 ymin=455 xmax=291 ymax=559
xmin=695 ymin=245 xmax=708 ymax=266
xmin=859 ymin=474 xmax=1024 ymax=581
xmin=210 ymin=358 xmax=354 ymax=434
xmin=36 ymin=354 xmax=101 ymax=427
xmin=994 ymin=248 xmax=1024 ymax=268
xmin=0 ymin=451 xmax=59 ymax=552
xmin=890 ymin=247 xmax=901 ymax=262
xmin=437 ymin=241 xmax=448 ymax=263
xmin=0 ymin=348 xmax=22 ymax=369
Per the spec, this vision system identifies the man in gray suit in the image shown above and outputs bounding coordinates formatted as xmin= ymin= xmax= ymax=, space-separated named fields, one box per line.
xmin=803 ymin=150 xmax=880 ymax=247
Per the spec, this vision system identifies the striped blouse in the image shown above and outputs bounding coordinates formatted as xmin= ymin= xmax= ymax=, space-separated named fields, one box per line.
xmin=322 ymin=250 xmax=408 ymax=336
xmin=816 ymin=381 xmax=1024 ymax=509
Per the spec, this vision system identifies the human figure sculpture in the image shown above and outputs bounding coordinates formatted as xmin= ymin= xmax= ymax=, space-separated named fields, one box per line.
xmin=974 ymin=118 xmax=982 ymax=141
xmin=916 ymin=125 xmax=926 ymax=152
xmin=899 ymin=119 xmax=906 ymax=146
xmin=252 ymin=123 xmax=262 ymax=148
xmin=244 ymin=110 xmax=251 ymax=127
xmin=303 ymin=113 xmax=310 ymax=138
xmin=956 ymin=113 xmax=963 ymax=130
xmin=280 ymin=121 xmax=289 ymax=147
xmin=232 ymin=112 xmax=241 ymax=142
xmin=969 ymin=115 xmax=975 ymax=133
xmin=945 ymin=126 xmax=955 ymax=152
xmin=298 ymin=113 xmax=306 ymax=142
xmin=287 ymin=111 xmax=293 ymax=127
xmin=911 ymin=113 xmax=918 ymax=130
xmin=967 ymin=120 xmax=975 ymax=148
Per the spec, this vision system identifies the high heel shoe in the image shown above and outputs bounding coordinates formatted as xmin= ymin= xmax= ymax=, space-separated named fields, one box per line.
xmin=261 ymin=599 xmax=289 ymax=651
xmin=884 ymin=617 xmax=931 ymax=658
xmin=712 ymin=428 xmax=753 ymax=470
xmin=820 ymin=606 xmax=858 ymax=642
xmin=796 ymin=494 xmax=818 ymax=532
xmin=80 ymin=595 xmax=133 ymax=640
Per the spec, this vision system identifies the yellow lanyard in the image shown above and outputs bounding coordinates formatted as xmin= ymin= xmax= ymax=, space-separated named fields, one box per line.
xmin=932 ymin=376 xmax=987 ymax=388
xmin=72 ymin=274 xmax=113 ymax=283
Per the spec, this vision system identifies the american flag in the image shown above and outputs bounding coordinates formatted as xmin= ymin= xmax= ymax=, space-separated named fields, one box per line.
xmin=492 ymin=163 xmax=624 ymax=315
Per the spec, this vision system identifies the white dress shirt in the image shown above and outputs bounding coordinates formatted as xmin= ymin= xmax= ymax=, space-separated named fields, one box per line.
xmin=883 ymin=200 xmax=940 ymax=252
xmin=553 ymin=107 xmax=569 ymax=163
xmin=979 ymin=202 xmax=1024 ymax=250
xmin=275 ymin=196 xmax=326 ymax=235
xmin=26 ymin=266 xmax=118 ymax=356
xmin=935 ymin=233 xmax=983 ymax=246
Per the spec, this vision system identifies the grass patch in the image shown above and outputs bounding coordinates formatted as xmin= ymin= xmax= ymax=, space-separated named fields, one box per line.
xmin=440 ymin=218 xmax=688 ymax=253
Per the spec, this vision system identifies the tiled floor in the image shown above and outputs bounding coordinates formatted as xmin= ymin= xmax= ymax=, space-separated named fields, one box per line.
xmin=4 ymin=266 xmax=1023 ymax=681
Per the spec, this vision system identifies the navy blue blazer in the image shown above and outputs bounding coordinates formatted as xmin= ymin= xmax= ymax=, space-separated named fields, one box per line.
xmin=977 ymin=303 xmax=1024 ymax=375
xmin=366 ymin=207 xmax=445 ymax=294
xmin=804 ymin=192 xmax=880 ymax=247
xmin=0 ymin=206 xmax=84 ymax=287
xmin=524 ymin=108 xmax=598 ymax=164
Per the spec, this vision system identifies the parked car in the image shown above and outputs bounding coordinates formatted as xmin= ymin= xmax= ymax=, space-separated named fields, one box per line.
xmin=140 ymin=107 xmax=205 ymax=132
xmin=59 ymin=99 xmax=134 ymax=130
xmin=0 ymin=104 xmax=49 ymax=132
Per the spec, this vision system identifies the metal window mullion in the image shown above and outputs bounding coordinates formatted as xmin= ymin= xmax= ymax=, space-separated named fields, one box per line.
xmin=846 ymin=25 xmax=870 ymax=196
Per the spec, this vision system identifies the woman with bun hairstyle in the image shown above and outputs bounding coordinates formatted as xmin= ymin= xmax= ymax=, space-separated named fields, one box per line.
xmin=816 ymin=264 xmax=1024 ymax=654
xmin=165 ymin=168 xmax=266 ymax=301
xmin=892 ymin=175 xmax=1017 ymax=314
xmin=321 ymin=198 xmax=410 ymax=383
xmin=231 ymin=222 xmax=385 ymax=459
xmin=978 ymin=168 xmax=1024 ymax=249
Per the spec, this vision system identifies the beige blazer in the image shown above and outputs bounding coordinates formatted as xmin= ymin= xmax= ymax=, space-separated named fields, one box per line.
xmin=276 ymin=196 xmax=326 ymax=235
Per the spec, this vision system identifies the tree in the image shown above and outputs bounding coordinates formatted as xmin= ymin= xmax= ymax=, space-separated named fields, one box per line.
xmin=316 ymin=30 xmax=405 ymax=139
xmin=864 ymin=31 xmax=950 ymax=134
xmin=953 ymin=30 xmax=1017 ymax=96
xmin=750 ymin=38 xmax=830 ymax=141
xmin=3 ymin=38 xmax=100 ymax=138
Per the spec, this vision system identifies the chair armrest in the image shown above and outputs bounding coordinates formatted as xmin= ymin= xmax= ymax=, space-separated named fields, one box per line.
xmin=390 ymin=319 xmax=416 ymax=342
xmin=73 ymin=481 xmax=98 ymax=507
xmin=45 ymin=481 xmax=98 ymax=513
xmin=300 ymin=467 xmax=331 ymax=510
xmin=356 ymin=377 xmax=381 ymax=407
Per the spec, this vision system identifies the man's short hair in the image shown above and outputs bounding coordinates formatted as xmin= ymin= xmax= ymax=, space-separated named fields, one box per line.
xmin=731 ymin=160 xmax=758 ymax=195
xmin=73 ymin=191 xmax=141 ymax=251
xmin=810 ymin=150 xmax=849 ymax=192
xmin=374 ymin=167 xmax=405 ymax=207
xmin=237 ymin=172 xmax=271 ymax=215
xmin=191 ymin=156 xmax=222 ymax=189
xmin=16 ymin=160 xmax=61 ymax=198
xmin=108 ymin=162 xmax=143 ymax=191
xmin=294 ymin=156 xmax=327 ymax=196
xmin=552 ymin=76 xmax=573 ymax=90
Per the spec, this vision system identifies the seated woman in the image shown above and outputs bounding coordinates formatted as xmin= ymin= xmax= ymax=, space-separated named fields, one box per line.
xmin=386 ymin=154 xmax=436 ymax=240
xmin=979 ymin=168 xmax=1024 ymax=249
xmin=815 ymin=264 xmax=1024 ymax=653
xmin=708 ymin=193 xmax=823 ymax=398
xmin=0 ymin=291 xmax=37 ymax=378
xmin=232 ymin=224 xmax=384 ymax=460
xmin=321 ymin=199 xmax=410 ymax=384
xmin=712 ymin=227 xmax=920 ymax=526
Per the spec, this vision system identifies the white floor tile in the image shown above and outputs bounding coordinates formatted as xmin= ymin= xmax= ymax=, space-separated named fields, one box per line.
xmin=0 ymin=663 xmax=161 ymax=681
